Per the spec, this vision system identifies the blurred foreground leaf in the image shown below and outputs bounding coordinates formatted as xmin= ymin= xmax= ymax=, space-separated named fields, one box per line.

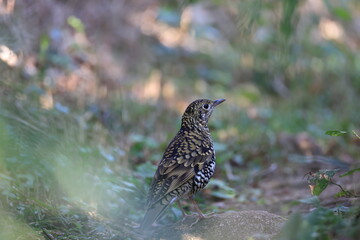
xmin=0 ymin=210 xmax=43 ymax=240
xmin=278 ymin=207 xmax=358 ymax=240
xmin=136 ymin=162 xmax=157 ymax=179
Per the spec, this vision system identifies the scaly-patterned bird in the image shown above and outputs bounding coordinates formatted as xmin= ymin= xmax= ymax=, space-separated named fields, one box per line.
xmin=140 ymin=98 xmax=225 ymax=231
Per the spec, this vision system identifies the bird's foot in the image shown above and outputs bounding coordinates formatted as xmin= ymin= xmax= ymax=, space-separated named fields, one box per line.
xmin=201 ymin=212 xmax=217 ymax=218
xmin=182 ymin=211 xmax=217 ymax=219
xmin=189 ymin=217 xmax=201 ymax=228
xmin=185 ymin=212 xmax=217 ymax=227
xmin=181 ymin=212 xmax=199 ymax=222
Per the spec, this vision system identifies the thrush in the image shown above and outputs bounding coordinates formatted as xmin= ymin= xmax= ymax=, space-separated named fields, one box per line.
xmin=140 ymin=98 xmax=225 ymax=231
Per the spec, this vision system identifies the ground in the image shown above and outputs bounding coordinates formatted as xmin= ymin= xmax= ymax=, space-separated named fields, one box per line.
xmin=1 ymin=0 xmax=360 ymax=239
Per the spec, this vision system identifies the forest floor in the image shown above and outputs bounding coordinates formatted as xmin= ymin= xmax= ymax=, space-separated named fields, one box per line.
xmin=1 ymin=1 xmax=360 ymax=239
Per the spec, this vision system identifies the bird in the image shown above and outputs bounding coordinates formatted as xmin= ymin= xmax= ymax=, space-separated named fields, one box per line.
xmin=140 ymin=98 xmax=226 ymax=231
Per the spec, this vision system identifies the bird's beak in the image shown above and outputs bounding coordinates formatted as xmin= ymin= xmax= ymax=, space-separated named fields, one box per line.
xmin=213 ymin=98 xmax=226 ymax=107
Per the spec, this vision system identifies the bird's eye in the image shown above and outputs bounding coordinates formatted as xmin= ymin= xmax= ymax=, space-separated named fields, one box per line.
xmin=203 ymin=104 xmax=209 ymax=110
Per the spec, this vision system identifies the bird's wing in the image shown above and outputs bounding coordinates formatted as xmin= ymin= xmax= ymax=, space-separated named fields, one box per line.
xmin=146 ymin=132 xmax=213 ymax=207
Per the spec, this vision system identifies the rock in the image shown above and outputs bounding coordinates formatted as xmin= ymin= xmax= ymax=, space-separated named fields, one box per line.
xmin=150 ymin=210 xmax=286 ymax=240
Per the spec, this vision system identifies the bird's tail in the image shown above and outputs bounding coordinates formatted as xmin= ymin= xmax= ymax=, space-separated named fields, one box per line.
xmin=139 ymin=202 xmax=169 ymax=232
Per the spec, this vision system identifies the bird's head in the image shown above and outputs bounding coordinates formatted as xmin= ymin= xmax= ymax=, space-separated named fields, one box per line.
xmin=181 ymin=98 xmax=226 ymax=130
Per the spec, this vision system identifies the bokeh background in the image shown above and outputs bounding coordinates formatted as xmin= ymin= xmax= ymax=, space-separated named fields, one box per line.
xmin=1 ymin=0 xmax=360 ymax=239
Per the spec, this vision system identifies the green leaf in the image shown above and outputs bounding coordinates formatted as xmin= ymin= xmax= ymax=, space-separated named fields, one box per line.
xmin=0 ymin=173 xmax=13 ymax=181
xmin=210 ymin=190 xmax=236 ymax=199
xmin=280 ymin=0 xmax=300 ymax=38
xmin=332 ymin=7 xmax=352 ymax=21
xmin=213 ymin=142 xmax=227 ymax=152
xmin=295 ymin=196 xmax=320 ymax=205
xmin=40 ymin=35 xmax=49 ymax=53
xmin=157 ymin=8 xmax=181 ymax=27
xmin=340 ymin=168 xmax=360 ymax=177
xmin=311 ymin=177 xmax=329 ymax=196
xmin=325 ymin=130 xmax=347 ymax=136
xmin=135 ymin=162 xmax=157 ymax=179
xmin=67 ymin=16 xmax=85 ymax=33
xmin=334 ymin=190 xmax=351 ymax=198
xmin=207 ymin=179 xmax=237 ymax=199
xmin=39 ymin=34 xmax=50 ymax=61
xmin=307 ymin=169 xmax=338 ymax=196
xmin=323 ymin=169 xmax=339 ymax=178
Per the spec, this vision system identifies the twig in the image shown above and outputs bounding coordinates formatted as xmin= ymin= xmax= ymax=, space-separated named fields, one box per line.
xmin=352 ymin=130 xmax=360 ymax=140
xmin=330 ymin=179 xmax=360 ymax=198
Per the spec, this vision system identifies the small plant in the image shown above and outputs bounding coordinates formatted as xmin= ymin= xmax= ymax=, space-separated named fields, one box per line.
xmin=306 ymin=169 xmax=359 ymax=198
xmin=305 ymin=130 xmax=360 ymax=198
xmin=325 ymin=130 xmax=360 ymax=139
xmin=284 ymin=129 xmax=360 ymax=239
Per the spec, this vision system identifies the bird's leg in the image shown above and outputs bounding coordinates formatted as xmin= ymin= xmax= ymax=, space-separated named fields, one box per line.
xmin=189 ymin=197 xmax=205 ymax=218
xmin=178 ymin=200 xmax=199 ymax=223
xmin=190 ymin=196 xmax=218 ymax=218
xmin=188 ymin=197 xmax=218 ymax=228
xmin=177 ymin=200 xmax=189 ymax=217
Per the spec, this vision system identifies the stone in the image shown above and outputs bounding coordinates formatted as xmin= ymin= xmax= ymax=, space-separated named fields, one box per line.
xmin=150 ymin=211 xmax=286 ymax=240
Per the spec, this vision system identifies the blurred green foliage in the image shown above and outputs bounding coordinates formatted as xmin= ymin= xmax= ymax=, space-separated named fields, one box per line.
xmin=1 ymin=0 xmax=360 ymax=239
xmin=279 ymin=207 xmax=360 ymax=240
xmin=67 ymin=16 xmax=85 ymax=33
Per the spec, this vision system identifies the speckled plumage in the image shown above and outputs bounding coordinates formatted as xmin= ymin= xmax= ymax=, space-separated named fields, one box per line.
xmin=140 ymin=98 xmax=225 ymax=231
